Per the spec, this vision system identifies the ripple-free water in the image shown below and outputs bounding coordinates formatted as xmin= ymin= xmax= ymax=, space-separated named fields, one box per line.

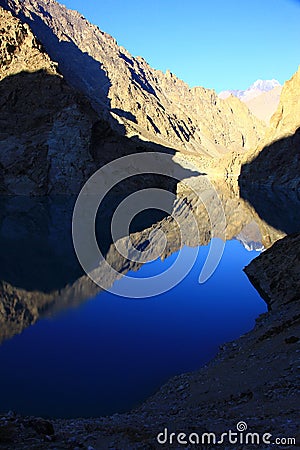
xmin=0 ymin=239 xmax=266 ymax=418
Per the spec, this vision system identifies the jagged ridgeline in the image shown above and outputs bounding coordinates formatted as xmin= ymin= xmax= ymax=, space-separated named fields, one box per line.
xmin=0 ymin=0 xmax=268 ymax=196
xmin=1 ymin=0 xmax=299 ymax=197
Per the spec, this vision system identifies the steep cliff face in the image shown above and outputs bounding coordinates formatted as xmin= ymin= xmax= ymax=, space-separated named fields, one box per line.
xmin=1 ymin=6 xmax=172 ymax=195
xmin=270 ymin=67 xmax=300 ymax=138
xmin=0 ymin=7 xmax=99 ymax=194
xmin=245 ymin=233 xmax=300 ymax=307
xmin=2 ymin=0 xmax=266 ymax=159
xmin=240 ymin=66 xmax=300 ymax=189
xmin=0 ymin=6 xmax=57 ymax=77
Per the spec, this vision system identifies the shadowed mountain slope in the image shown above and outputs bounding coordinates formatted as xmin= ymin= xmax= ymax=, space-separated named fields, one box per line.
xmin=2 ymin=0 xmax=266 ymax=158
xmin=0 ymin=7 xmax=97 ymax=194
xmin=239 ymin=66 xmax=300 ymax=190
xmin=0 ymin=7 xmax=202 ymax=194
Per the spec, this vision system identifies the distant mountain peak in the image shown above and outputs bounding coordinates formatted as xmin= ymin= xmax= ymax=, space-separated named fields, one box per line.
xmin=219 ymin=79 xmax=281 ymax=102
xmin=250 ymin=79 xmax=281 ymax=91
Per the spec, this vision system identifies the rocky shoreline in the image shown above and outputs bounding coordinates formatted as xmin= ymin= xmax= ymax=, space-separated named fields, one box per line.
xmin=0 ymin=1 xmax=299 ymax=448
xmin=0 ymin=234 xmax=298 ymax=449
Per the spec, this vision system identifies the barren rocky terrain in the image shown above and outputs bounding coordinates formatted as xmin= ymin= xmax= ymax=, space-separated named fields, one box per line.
xmin=1 ymin=0 xmax=266 ymax=174
xmin=0 ymin=7 xmax=97 ymax=194
xmin=0 ymin=233 xmax=299 ymax=449
xmin=240 ymin=66 xmax=300 ymax=190
xmin=0 ymin=0 xmax=299 ymax=448
xmin=1 ymin=1 xmax=299 ymax=193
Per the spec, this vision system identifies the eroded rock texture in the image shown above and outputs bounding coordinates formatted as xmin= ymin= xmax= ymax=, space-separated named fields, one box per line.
xmin=240 ymin=66 xmax=300 ymax=189
xmin=245 ymin=233 xmax=300 ymax=308
xmin=0 ymin=7 xmax=98 ymax=194
xmin=2 ymin=0 xmax=265 ymax=160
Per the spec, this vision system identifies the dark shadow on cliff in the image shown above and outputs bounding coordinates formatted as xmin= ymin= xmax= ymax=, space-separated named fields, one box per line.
xmin=0 ymin=69 xmax=96 ymax=195
xmin=239 ymin=128 xmax=300 ymax=234
xmin=1 ymin=2 xmax=201 ymax=195
xmin=2 ymin=5 xmax=157 ymax=130
xmin=0 ymin=70 xmax=198 ymax=194
xmin=0 ymin=68 xmax=199 ymax=292
xmin=5 ymin=8 xmax=112 ymax=114
xmin=0 ymin=5 xmax=202 ymax=339
xmin=111 ymin=108 xmax=137 ymax=123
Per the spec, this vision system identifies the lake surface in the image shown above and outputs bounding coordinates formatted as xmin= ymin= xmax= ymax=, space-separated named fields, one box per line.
xmin=0 ymin=183 xmax=299 ymax=418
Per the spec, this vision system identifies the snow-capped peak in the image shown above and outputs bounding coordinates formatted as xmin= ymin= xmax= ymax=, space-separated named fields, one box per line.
xmin=250 ymin=79 xmax=281 ymax=91
xmin=219 ymin=79 xmax=281 ymax=102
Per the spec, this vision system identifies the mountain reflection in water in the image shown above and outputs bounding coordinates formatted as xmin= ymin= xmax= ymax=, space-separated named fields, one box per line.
xmin=0 ymin=178 xmax=299 ymax=417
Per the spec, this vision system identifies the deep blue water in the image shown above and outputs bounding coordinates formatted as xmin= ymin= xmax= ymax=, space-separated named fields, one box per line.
xmin=0 ymin=239 xmax=266 ymax=418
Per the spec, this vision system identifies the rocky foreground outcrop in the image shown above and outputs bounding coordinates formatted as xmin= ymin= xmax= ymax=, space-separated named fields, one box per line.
xmin=245 ymin=233 xmax=300 ymax=308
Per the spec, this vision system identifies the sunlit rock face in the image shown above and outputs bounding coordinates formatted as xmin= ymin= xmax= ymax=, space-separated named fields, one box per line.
xmin=239 ymin=66 xmax=300 ymax=190
xmin=1 ymin=1 xmax=298 ymax=197
xmin=0 ymin=7 xmax=98 ymax=195
xmin=269 ymin=67 xmax=300 ymax=139
xmin=2 ymin=0 xmax=265 ymax=160
xmin=0 ymin=7 xmax=177 ymax=195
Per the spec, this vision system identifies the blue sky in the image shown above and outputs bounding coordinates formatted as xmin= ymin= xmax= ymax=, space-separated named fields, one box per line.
xmin=62 ymin=0 xmax=300 ymax=92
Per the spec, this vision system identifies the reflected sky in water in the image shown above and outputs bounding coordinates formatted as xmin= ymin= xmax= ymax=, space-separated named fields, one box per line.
xmin=0 ymin=185 xmax=299 ymax=418
xmin=0 ymin=239 xmax=266 ymax=418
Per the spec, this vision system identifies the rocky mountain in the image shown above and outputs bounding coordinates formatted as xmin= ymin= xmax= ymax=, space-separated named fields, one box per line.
xmin=0 ymin=6 xmax=189 ymax=195
xmin=269 ymin=67 xmax=300 ymax=139
xmin=1 ymin=0 xmax=265 ymax=170
xmin=219 ymin=79 xmax=282 ymax=124
xmin=0 ymin=7 xmax=99 ymax=194
xmin=244 ymin=85 xmax=282 ymax=124
xmin=0 ymin=0 xmax=297 ymax=196
xmin=219 ymin=78 xmax=281 ymax=102
xmin=240 ymin=66 xmax=300 ymax=190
